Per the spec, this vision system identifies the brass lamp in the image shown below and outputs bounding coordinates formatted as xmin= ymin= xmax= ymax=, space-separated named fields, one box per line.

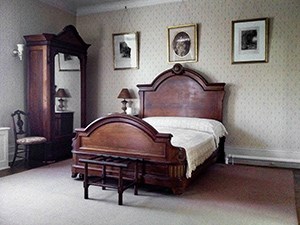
xmin=117 ymin=88 xmax=132 ymax=114
xmin=55 ymin=88 xmax=70 ymax=111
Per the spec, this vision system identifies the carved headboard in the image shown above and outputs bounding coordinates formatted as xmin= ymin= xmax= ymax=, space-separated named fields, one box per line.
xmin=137 ymin=64 xmax=225 ymax=121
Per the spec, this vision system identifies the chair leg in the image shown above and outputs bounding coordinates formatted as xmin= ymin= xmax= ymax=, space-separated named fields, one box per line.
xmin=43 ymin=143 xmax=47 ymax=165
xmin=25 ymin=145 xmax=30 ymax=168
xmin=10 ymin=144 xmax=19 ymax=167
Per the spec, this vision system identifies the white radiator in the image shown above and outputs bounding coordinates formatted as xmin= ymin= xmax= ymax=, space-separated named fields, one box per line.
xmin=0 ymin=127 xmax=10 ymax=170
xmin=225 ymin=154 xmax=300 ymax=169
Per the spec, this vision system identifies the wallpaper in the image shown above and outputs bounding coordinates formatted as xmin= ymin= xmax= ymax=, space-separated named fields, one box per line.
xmin=76 ymin=0 xmax=300 ymax=161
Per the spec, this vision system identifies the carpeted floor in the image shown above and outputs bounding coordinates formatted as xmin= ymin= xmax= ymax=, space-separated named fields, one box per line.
xmin=0 ymin=160 xmax=297 ymax=225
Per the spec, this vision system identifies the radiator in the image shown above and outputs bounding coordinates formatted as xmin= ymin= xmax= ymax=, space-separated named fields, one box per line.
xmin=225 ymin=154 xmax=300 ymax=169
xmin=0 ymin=127 xmax=10 ymax=170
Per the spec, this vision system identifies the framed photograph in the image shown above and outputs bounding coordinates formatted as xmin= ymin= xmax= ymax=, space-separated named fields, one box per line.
xmin=232 ymin=18 xmax=269 ymax=64
xmin=167 ymin=24 xmax=198 ymax=63
xmin=58 ymin=53 xmax=80 ymax=71
xmin=113 ymin=32 xmax=139 ymax=70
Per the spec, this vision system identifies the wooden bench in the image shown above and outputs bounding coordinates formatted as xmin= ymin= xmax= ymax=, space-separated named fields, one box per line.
xmin=79 ymin=155 xmax=142 ymax=205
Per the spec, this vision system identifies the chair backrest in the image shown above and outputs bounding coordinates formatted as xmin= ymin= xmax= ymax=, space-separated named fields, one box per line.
xmin=11 ymin=110 xmax=29 ymax=141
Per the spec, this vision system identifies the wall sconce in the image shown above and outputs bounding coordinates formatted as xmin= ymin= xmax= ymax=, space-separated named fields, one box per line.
xmin=12 ymin=44 xmax=25 ymax=60
xmin=55 ymin=88 xmax=70 ymax=111
xmin=117 ymin=88 xmax=132 ymax=114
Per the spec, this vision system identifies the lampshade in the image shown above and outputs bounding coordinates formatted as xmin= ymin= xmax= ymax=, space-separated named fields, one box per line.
xmin=117 ymin=88 xmax=132 ymax=99
xmin=55 ymin=88 xmax=69 ymax=98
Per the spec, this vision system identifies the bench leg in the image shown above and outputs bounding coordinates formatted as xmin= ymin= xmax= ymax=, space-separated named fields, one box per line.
xmin=118 ymin=167 xmax=123 ymax=205
xmin=102 ymin=165 xmax=106 ymax=190
xmin=134 ymin=161 xmax=138 ymax=195
xmin=118 ymin=192 xmax=123 ymax=205
xmin=84 ymin=162 xmax=89 ymax=199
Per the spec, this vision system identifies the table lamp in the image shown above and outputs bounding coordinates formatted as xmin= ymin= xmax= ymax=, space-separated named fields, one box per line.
xmin=55 ymin=88 xmax=70 ymax=111
xmin=117 ymin=88 xmax=132 ymax=114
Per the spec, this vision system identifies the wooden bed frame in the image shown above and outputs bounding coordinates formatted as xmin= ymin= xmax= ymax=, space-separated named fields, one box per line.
xmin=72 ymin=64 xmax=226 ymax=194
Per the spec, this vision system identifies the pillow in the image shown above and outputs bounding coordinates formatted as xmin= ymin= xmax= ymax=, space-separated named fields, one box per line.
xmin=143 ymin=116 xmax=228 ymax=139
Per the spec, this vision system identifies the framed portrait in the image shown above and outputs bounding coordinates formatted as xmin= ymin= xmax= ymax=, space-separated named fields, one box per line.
xmin=167 ymin=24 xmax=198 ymax=63
xmin=113 ymin=32 xmax=139 ymax=70
xmin=58 ymin=53 xmax=80 ymax=71
xmin=232 ymin=18 xmax=269 ymax=64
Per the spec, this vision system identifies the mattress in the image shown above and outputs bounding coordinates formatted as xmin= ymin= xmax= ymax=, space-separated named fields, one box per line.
xmin=143 ymin=117 xmax=227 ymax=178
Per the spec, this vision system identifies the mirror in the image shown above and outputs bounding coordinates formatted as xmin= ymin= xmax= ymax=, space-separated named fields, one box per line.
xmin=54 ymin=53 xmax=81 ymax=130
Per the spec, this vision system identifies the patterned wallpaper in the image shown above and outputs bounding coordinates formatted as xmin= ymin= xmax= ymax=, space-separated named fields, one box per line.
xmin=76 ymin=0 xmax=300 ymax=161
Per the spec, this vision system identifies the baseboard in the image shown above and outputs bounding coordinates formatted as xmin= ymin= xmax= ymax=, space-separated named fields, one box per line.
xmin=225 ymin=147 xmax=300 ymax=169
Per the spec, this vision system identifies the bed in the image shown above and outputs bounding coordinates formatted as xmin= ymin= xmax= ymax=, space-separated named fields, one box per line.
xmin=72 ymin=63 xmax=226 ymax=194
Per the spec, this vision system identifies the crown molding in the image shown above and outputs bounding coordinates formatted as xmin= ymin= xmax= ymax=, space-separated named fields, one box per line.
xmin=77 ymin=0 xmax=182 ymax=16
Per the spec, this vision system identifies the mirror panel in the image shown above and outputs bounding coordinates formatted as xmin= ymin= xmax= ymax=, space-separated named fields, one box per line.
xmin=54 ymin=53 xmax=81 ymax=130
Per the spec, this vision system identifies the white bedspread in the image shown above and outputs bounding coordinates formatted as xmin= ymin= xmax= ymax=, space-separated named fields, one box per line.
xmin=143 ymin=117 xmax=227 ymax=178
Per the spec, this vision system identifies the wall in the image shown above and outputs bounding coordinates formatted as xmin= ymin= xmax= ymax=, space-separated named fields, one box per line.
xmin=76 ymin=0 xmax=300 ymax=163
xmin=0 ymin=0 xmax=76 ymax=158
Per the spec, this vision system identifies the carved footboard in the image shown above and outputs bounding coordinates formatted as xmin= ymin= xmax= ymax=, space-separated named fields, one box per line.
xmin=72 ymin=114 xmax=188 ymax=193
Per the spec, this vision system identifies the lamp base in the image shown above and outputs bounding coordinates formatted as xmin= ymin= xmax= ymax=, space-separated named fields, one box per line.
xmin=57 ymin=98 xmax=65 ymax=111
xmin=121 ymin=99 xmax=128 ymax=114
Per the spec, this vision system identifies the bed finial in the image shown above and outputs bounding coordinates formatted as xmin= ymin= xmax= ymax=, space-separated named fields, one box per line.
xmin=172 ymin=63 xmax=184 ymax=75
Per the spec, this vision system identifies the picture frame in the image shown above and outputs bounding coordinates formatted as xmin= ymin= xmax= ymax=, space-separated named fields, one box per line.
xmin=167 ymin=24 xmax=198 ymax=63
xmin=113 ymin=32 xmax=139 ymax=70
xmin=232 ymin=18 xmax=269 ymax=64
xmin=58 ymin=53 xmax=80 ymax=71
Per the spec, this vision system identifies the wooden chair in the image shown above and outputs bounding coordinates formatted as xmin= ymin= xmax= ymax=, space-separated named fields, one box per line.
xmin=11 ymin=110 xmax=47 ymax=167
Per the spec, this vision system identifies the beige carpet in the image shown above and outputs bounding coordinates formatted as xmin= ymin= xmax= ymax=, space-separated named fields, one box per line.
xmin=0 ymin=160 xmax=297 ymax=225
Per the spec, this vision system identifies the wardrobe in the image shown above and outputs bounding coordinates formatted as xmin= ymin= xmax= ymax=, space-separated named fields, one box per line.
xmin=24 ymin=25 xmax=90 ymax=161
